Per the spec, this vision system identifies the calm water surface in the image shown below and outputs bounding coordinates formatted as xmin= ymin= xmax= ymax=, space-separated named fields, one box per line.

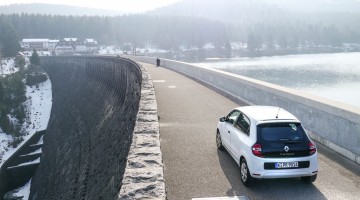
xmin=195 ymin=52 xmax=360 ymax=108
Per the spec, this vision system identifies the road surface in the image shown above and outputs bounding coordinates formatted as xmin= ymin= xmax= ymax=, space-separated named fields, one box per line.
xmin=142 ymin=62 xmax=360 ymax=200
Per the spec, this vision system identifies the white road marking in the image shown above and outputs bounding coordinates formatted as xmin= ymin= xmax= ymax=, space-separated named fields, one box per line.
xmin=153 ymin=80 xmax=165 ymax=83
xmin=192 ymin=197 xmax=249 ymax=200
xmin=168 ymin=85 xmax=177 ymax=88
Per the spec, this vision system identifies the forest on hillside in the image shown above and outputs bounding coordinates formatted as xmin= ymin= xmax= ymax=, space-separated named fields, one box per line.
xmin=1 ymin=8 xmax=360 ymax=58
xmin=0 ymin=14 xmax=228 ymax=55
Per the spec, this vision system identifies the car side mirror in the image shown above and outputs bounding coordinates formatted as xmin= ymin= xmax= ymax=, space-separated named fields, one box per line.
xmin=219 ymin=117 xmax=226 ymax=122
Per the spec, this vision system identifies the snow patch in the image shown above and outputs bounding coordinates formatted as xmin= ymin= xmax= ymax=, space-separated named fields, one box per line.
xmin=98 ymin=45 xmax=167 ymax=55
xmin=7 ymin=157 xmax=40 ymax=169
xmin=1 ymin=58 xmax=18 ymax=76
xmin=24 ymin=78 xmax=52 ymax=135
xmin=30 ymin=135 xmax=43 ymax=146
xmin=20 ymin=148 xmax=42 ymax=157
xmin=98 ymin=46 xmax=124 ymax=55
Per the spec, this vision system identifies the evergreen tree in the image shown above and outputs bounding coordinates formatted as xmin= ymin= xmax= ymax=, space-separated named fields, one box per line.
xmin=0 ymin=79 xmax=4 ymax=103
xmin=278 ymin=35 xmax=288 ymax=49
xmin=30 ymin=49 xmax=40 ymax=66
xmin=247 ymin=33 xmax=257 ymax=51
xmin=0 ymin=43 xmax=2 ymax=74
xmin=224 ymin=41 xmax=232 ymax=58
xmin=0 ymin=20 xmax=21 ymax=57
xmin=15 ymin=56 xmax=25 ymax=71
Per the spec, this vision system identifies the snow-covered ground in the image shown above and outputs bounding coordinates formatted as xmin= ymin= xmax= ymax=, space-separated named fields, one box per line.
xmin=22 ymin=51 xmax=51 ymax=57
xmin=0 ymin=57 xmax=52 ymax=199
xmin=0 ymin=58 xmax=52 ymax=168
xmin=23 ymin=79 xmax=52 ymax=135
xmin=98 ymin=45 xmax=167 ymax=55
xmin=98 ymin=46 xmax=124 ymax=55
xmin=1 ymin=58 xmax=19 ymax=76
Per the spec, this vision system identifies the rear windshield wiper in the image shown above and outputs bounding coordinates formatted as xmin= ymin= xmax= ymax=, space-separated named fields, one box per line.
xmin=278 ymin=138 xmax=302 ymax=144
xmin=284 ymin=140 xmax=302 ymax=144
xmin=279 ymin=138 xmax=290 ymax=141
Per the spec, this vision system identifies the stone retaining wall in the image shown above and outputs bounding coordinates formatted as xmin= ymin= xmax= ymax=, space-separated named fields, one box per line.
xmin=118 ymin=64 xmax=165 ymax=199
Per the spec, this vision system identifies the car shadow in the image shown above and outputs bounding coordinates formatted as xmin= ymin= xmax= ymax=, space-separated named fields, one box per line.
xmin=217 ymin=149 xmax=327 ymax=200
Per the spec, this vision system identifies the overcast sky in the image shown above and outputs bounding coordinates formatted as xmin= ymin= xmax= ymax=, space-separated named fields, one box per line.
xmin=0 ymin=0 xmax=181 ymax=12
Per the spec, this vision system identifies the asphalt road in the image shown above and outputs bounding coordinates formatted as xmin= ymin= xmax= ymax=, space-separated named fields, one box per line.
xmin=142 ymin=62 xmax=360 ymax=200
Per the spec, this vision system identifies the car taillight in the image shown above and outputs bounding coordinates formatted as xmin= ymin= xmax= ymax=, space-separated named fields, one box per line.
xmin=309 ymin=141 xmax=316 ymax=155
xmin=252 ymin=143 xmax=264 ymax=157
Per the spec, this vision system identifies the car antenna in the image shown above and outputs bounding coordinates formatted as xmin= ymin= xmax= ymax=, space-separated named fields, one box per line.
xmin=276 ymin=107 xmax=281 ymax=119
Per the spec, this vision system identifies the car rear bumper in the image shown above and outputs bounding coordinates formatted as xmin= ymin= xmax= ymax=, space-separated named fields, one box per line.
xmin=248 ymin=153 xmax=318 ymax=179
xmin=253 ymin=169 xmax=317 ymax=179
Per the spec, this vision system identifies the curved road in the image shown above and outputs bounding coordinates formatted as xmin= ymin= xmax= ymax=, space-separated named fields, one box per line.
xmin=142 ymin=62 xmax=360 ymax=200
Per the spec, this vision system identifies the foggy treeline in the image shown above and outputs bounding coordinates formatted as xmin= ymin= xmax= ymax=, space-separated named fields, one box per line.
xmin=1 ymin=0 xmax=360 ymax=58
xmin=153 ymin=0 xmax=360 ymax=48
xmin=0 ymin=14 xmax=228 ymax=55
xmin=0 ymin=3 xmax=124 ymax=16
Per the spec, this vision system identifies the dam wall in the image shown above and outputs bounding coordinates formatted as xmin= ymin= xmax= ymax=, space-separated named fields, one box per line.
xmin=130 ymin=56 xmax=360 ymax=164
xmin=29 ymin=57 xmax=142 ymax=199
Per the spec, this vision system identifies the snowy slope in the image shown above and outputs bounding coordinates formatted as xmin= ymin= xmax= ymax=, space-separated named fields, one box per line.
xmin=0 ymin=58 xmax=52 ymax=168
xmin=1 ymin=58 xmax=19 ymax=76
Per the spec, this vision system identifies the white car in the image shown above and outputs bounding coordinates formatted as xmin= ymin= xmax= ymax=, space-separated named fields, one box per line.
xmin=216 ymin=106 xmax=318 ymax=186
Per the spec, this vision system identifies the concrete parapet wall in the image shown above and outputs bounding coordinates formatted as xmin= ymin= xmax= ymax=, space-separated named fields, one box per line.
xmin=130 ymin=56 xmax=360 ymax=164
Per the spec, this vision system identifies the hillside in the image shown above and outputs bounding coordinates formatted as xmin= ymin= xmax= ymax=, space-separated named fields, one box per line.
xmin=148 ymin=0 xmax=287 ymax=24
xmin=0 ymin=3 xmax=124 ymax=16
xmin=148 ymin=0 xmax=360 ymax=26
xmin=266 ymin=0 xmax=360 ymax=13
xmin=147 ymin=0 xmax=360 ymax=44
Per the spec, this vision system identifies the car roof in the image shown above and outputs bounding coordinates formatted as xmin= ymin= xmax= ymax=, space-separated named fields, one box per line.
xmin=236 ymin=106 xmax=300 ymax=123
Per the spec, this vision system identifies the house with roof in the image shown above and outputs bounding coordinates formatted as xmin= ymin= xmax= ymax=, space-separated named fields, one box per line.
xmin=54 ymin=38 xmax=99 ymax=55
xmin=21 ymin=38 xmax=99 ymax=55
xmin=54 ymin=38 xmax=78 ymax=55
xmin=84 ymin=39 xmax=99 ymax=53
xmin=48 ymin=40 xmax=60 ymax=52
xmin=21 ymin=39 xmax=50 ymax=51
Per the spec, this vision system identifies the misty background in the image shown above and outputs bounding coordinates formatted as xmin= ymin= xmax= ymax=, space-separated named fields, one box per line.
xmin=1 ymin=0 xmax=360 ymax=59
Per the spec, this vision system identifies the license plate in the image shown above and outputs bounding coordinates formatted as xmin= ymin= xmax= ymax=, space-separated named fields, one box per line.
xmin=275 ymin=162 xmax=298 ymax=169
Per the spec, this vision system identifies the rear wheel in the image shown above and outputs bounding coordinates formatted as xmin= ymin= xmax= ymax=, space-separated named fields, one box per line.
xmin=216 ymin=130 xmax=224 ymax=150
xmin=301 ymin=174 xmax=317 ymax=183
xmin=240 ymin=158 xmax=253 ymax=186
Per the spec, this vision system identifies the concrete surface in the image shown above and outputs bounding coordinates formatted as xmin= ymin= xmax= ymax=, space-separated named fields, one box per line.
xmin=143 ymin=62 xmax=360 ymax=200
xmin=29 ymin=57 xmax=141 ymax=200
xmin=131 ymin=56 xmax=360 ymax=165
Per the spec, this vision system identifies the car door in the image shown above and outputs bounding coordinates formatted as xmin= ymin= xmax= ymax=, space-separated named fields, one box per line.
xmin=222 ymin=110 xmax=240 ymax=156
xmin=231 ymin=112 xmax=251 ymax=162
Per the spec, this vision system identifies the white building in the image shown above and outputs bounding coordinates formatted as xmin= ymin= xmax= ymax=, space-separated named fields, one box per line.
xmin=84 ymin=39 xmax=98 ymax=52
xmin=54 ymin=38 xmax=78 ymax=55
xmin=21 ymin=38 xmax=99 ymax=55
xmin=21 ymin=39 xmax=49 ymax=51
xmin=55 ymin=38 xmax=99 ymax=55
xmin=48 ymin=40 xmax=60 ymax=52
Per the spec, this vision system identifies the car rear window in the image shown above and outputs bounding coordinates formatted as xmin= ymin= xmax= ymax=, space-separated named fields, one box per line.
xmin=257 ymin=122 xmax=306 ymax=142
